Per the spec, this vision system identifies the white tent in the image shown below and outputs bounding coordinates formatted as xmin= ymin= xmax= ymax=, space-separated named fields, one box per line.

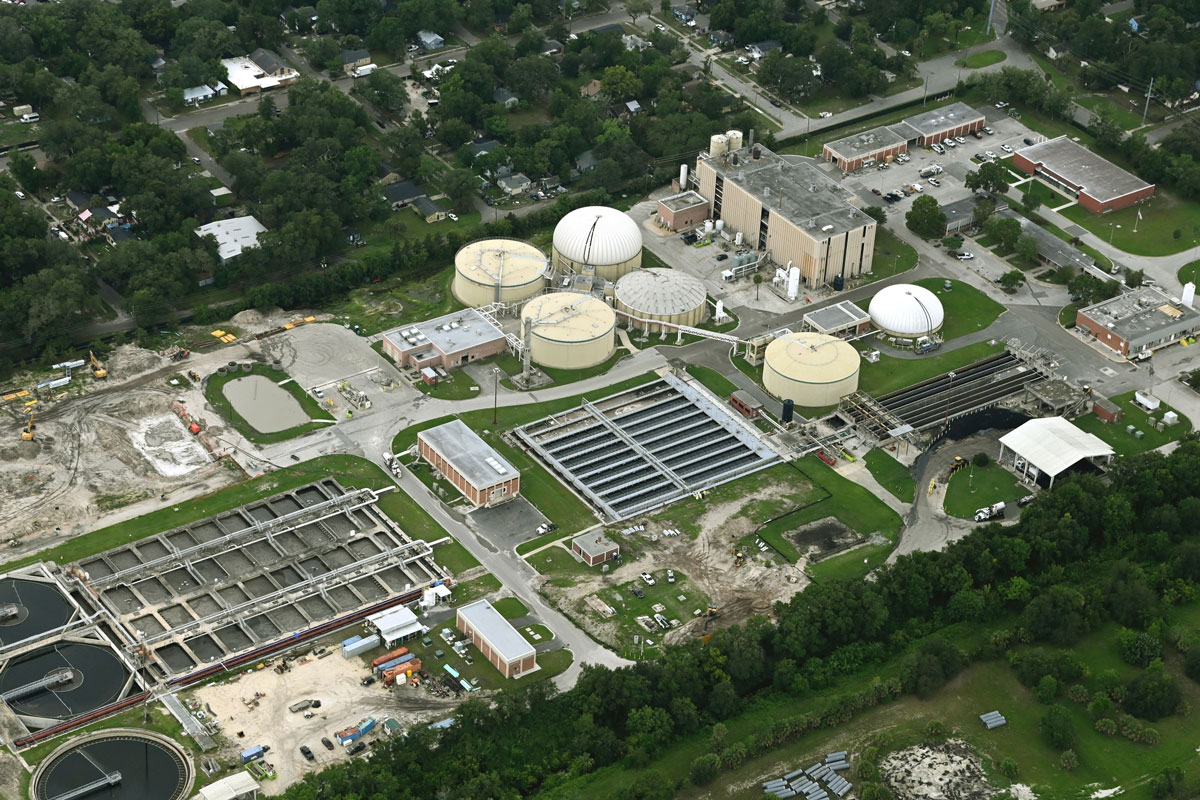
xmin=199 ymin=772 xmax=259 ymax=800
xmin=998 ymin=417 xmax=1114 ymax=488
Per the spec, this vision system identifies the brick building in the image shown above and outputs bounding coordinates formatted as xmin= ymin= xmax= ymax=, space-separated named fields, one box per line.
xmin=380 ymin=309 xmax=507 ymax=372
xmin=1075 ymin=287 xmax=1200 ymax=357
xmin=1013 ymin=136 xmax=1155 ymax=214
xmin=571 ymin=533 xmax=619 ymax=566
xmin=417 ymin=420 xmax=520 ymax=508
xmin=655 ymin=190 xmax=709 ymax=231
xmin=823 ymin=102 xmax=985 ymax=172
xmin=456 ymin=600 xmax=537 ymax=679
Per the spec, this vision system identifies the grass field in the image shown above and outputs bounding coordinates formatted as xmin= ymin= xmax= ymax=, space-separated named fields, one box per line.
xmin=1076 ymin=94 xmax=1145 ymax=131
xmin=683 ymin=364 xmax=740 ymax=398
xmin=527 ymin=543 xmax=596 ymax=576
xmin=863 ymin=227 xmax=920 ymax=285
xmin=491 ymin=596 xmax=530 ymax=619
xmin=326 ymin=265 xmax=463 ymax=337
xmin=955 ymin=49 xmax=1006 ymax=69
xmin=913 ymin=278 xmax=1005 ymax=340
xmin=414 ymin=369 xmax=481 ymax=400
xmin=203 ymin=363 xmax=334 ymax=444
xmin=863 ymin=449 xmax=916 ymax=503
xmin=1061 ymin=191 xmax=1200 ymax=256
xmin=1179 ymin=259 xmax=1200 ymax=287
xmin=943 ymin=461 xmax=1023 ymax=519
xmin=857 ymin=340 xmax=1004 ymax=397
xmin=585 ymin=569 xmax=711 ymax=660
xmin=1058 ymin=302 xmax=1078 ymax=327
xmin=1073 ymin=391 xmax=1193 ymax=456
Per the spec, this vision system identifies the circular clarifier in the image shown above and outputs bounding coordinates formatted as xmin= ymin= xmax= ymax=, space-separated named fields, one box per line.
xmin=32 ymin=729 xmax=192 ymax=800
xmin=0 ymin=578 xmax=74 ymax=646
xmin=0 ymin=642 xmax=129 ymax=721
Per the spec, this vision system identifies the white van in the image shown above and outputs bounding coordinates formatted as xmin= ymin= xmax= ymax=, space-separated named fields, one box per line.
xmin=20 ymin=113 xmax=39 ymax=123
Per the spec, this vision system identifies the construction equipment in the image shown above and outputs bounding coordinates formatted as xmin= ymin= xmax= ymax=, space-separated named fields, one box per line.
xmin=701 ymin=605 xmax=720 ymax=631
xmin=20 ymin=410 xmax=34 ymax=442
xmin=732 ymin=551 xmax=745 ymax=568
xmin=948 ymin=456 xmax=966 ymax=477
xmin=89 ymin=351 xmax=107 ymax=379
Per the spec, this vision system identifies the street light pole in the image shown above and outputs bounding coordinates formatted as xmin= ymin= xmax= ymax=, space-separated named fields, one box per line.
xmin=944 ymin=371 xmax=956 ymax=429
xmin=492 ymin=368 xmax=501 ymax=426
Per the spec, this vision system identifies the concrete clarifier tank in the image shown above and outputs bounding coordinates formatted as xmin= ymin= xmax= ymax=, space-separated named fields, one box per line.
xmin=452 ymin=238 xmax=549 ymax=307
xmin=763 ymin=332 xmax=860 ymax=407
xmin=520 ymin=292 xmax=616 ymax=370
xmin=614 ymin=268 xmax=707 ymax=333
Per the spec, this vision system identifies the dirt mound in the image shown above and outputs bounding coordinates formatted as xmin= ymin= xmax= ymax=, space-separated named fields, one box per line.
xmin=880 ymin=739 xmax=996 ymax=800
xmin=106 ymin=344 xmax=166 ymax=377
xmin=231 ymin=308 xmax=266 ymax=326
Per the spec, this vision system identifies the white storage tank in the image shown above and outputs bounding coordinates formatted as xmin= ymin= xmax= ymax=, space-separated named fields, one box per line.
xmin=763 ymin=332 xmax=861 ymax=408
xmin=725 ymin=129 xmax=744 ymax=151
xmin=521 ymin=292 xmax=616 ymax=369
xmin=868 ymin=283 xmax=945 ymax=337
xmin=452 ymin=239 xmax=548 ymax=307
xmin=552 ymin=206 xmax=643 ymax=280
xmin=709 ymin=133 xmax=728 ymax=157
xmin=614 ymin=268 xmax=707 ymax=333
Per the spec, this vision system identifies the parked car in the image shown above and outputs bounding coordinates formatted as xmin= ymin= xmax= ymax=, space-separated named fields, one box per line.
xmin=631 ymin=585 xmax=645 ymax=599
xmin=49 ymin=195 xmax=63 ymax=203
xmin=640 ymin=571 xmax=656 ymax=586
xmin=985 ymin=150 xmax=997 ymax=159
xmin=819 ymin=111 xmax=833 ymax=118
xmin=300 ymin=746 xmax=314 ymax=761
xmin=1000 ymin=144 xmax=1014 ymax=153
xmin=361 ymin=675 xmax=375 ymax=686
xmin=666 ymin=569 xmax=676 ymax=583
xmin=14 ymin=191 xmax=25 ymax=200
xmin=871 ymin=188 xmax=882 ymax=195
xmin=769 ymin=98 xmax=782 ymax=107
xmin=927 ymin=177 xmax=940 ymax=187
xmin=321 ymin=738 xmax=334 ymax=750
xmin=983 ymin=126 xmax=994 ymax=135
xmin=995 ymin=101 xmax=1008 ymax=108
xmin=1023 ymin=137 xmax=1035 ymax=146
xmin=954 ymin=136 xmax=966 ymax=144
xmin=655 ymin=23 xmax=665 ymax=31
xmin=956 ymin=252 xmax=975 ymax=261
xmin=716 ymin=253 xmax=729 ymax=260
xmin=190 ymin=156 xmax=201 ymax=164
xmin=900 ymin=49 xmax=912 ymax=57
xmin=973 ymin=130 xmax=984 ymax=139
xmin=348 ymin=742 xmax=366 ymax=756
xmin=447 ymin=213 xmax=459 ymax=222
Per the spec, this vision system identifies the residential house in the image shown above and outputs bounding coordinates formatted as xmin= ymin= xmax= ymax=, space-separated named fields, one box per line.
xmin=280 ymin=5 xmax=318 ymax=31
xmin=64 ymin=191 xmax=93 ymax=212
xmin=579 ymin=79 xmax=603 ymax=98
xmin=250 ymin=48 xmax=291 ymax=77
xmin=79 ymin=206 xmax=119 ymax=231
xmin=1047 ymin=41 xmax=1070 ymax=59
xmin=222 ymin=54 xmax=298 ymax=95
xmin=194 ymin=215 xmax=268 ymax=264
xmin=542 ymin=39 xmax=564 ymax=56
xmin=1031 ymin=0 xmax=1066 ymax=9
xmin=708 ymin=30 xmax=735 ymax=47
xmin=417 ymin=30 xmax=445 ymax=50
xmin=497 ymin=173 xmax=531 ymax=195
xmin=376 ymin=162 xmax=401 ymax=185
xmin=467 ymin=138 xmax=503 ymax=159
xmin=412 ymin=195 xmax=448 ymax=222
xmin=492 ymin=87 xmax=520 ymax=108
xmin=106 ymin=226 xmax=135 ymax=247
xmin=340 ymin=48 xmax=371 ymax=76
xmin=182 ymin=82 xmax=228 ymax=106
xmin=145 ymin=55 xmax=167 ymax=76
xmin=383 ymin=180 xmax=427 ymax=209
xmin=748 ymin=40 xmax=781 ymax=60
xmin=671 ymin=4 xmax=696 ymax=21
xmin=575 ymin=150 xmax=597 ymax=173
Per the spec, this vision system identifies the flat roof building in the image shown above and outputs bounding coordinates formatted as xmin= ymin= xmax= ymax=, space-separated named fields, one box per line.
xmin=194 ymin=216 xmax=267 ymax=263
xmin=366 ymin=605 xmax=424 ymax=647
xmin=571 ymin=532 xmax=619 ymax=566
xmin=1014 ymin=136 xmax=1155 ymax=213
xmin=823 ymin=102 xmax=985 ymax=172
xmin=802 ymin=299 xmax=871 ymax=337
xmin=1075 ymin=286 xmax=1200 ymax=357
xmin=417 ymin=420 xmax=520 ymax=507
xmin=655 ymin=190 xmax=709 ymax=231
xmin=996 ymin=208 xmax=1095 ymax=272
xmin=941 ymin=193 xmax=1007 ymax=234
xmin=456 ymin=599 xmax=537 ymax=678
xmin=220 ymin=55 xmax=298 ymax=95
xmin=903 ymin=102 xmax=986 ymax=144
xmin=380 ymin=308 xmax=507 ymax=372
xmin=695 ymin=137 xmax=876 ymax=288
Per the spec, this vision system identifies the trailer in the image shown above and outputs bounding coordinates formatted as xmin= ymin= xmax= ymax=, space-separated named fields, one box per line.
xmin=240 ymin=745 xmax=264 ymax=764
xmin=288 ymin=699 xmax=315 ymax=713
xmin=370 ymin=647 xmax=410 ymax=668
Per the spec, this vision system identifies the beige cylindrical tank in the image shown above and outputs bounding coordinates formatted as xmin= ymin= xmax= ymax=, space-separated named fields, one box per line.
xmin=452 ymin=239 xmax=548 ymax=307
xmin=763 ymin=332 xmax=860 ymax=408
xmin=614 ymin=268 xmax=706 ymax=333
xmin=725 ymin=129 xmax=744 ymax=151
xmin=520 ymin=292 xmax=616 ymax=369
xmin=709 ymin=133 xmax=728 ymax=157
xmin=551 ymin=206 xmax=643 ymax=281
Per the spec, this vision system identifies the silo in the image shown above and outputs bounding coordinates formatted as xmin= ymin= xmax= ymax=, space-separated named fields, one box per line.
xmin=552 ymin=206 xmax=643 ymax=280
xmin=520 ymin=292 xmax=616 ymax=369
xmin=725 ymin=129 xmax=744 ymax=151
xmin=452 ymin=239 xmax=548 ymax=307
xmin=614 ymin=268 xmax=707 ymax=333
xmin=709 ymin=133 xmax=728 ymax=157
xmin=763 ymin=332 xmax=860 ymax=407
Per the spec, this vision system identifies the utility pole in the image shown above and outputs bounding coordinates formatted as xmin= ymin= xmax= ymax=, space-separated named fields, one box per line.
xmin=492 ymin=368 xmax=501 ymax=425
xmin=985 ymin=0 xmax=997 ymax=36
xmin=1142 ymin=76 xmax=1154 ymax=126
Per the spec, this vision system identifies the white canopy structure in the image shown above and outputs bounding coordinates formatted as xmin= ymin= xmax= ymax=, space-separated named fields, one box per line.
xmin=998 ymin=417 xmax=1114 ymax=488
xmin=199 ymin=772 xmax=260 ymax=800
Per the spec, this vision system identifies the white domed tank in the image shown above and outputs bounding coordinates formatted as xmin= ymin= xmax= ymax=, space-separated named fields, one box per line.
xmin=614 ymin=268 xmax=707 ymax=333
xmin=868 ymin=283 xmax=944 ymax=338
xmin=452 ymin=239 xmax=548 ymax=307
xmin=521 ymin=292 xmax=616 ymax=370
xmin=552 ymin=206 xmax=643 ymax=281
xmin=763 ymin=332 xmax=860 ymax=407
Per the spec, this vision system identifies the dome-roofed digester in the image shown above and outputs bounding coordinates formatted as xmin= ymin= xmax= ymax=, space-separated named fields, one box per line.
xmin=763 ymin=332 xmax=860 ymax=407
xmin=552 ymin=206 xmax=643 ymax=280
xmin=614 ymin=268 xmax=707 ymax=333
xmin=520 ymin=292 xmax=616 ymax=370
xmin=452 ymin=238 xmax=549 ymax=307
xmin=868 ymin=283 xmax=944 ymax=338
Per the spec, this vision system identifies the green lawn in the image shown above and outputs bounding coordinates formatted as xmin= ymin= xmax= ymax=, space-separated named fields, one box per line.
xmin=1059 ymin=302 xmax=1079 ymax=328
xmin=415 ymin=369 xmax=481 ymax=400
xmin=857 ymin=340 xmax=1005 ymax=397
xmin=913 ymin=278 xmax=1005 ymax=340
xmin=943 ymin=461 xmax=1024 ymax=519
xmin=491 ymin=596 xmax=530 ymax=619
xmin=863 ymin=449 xmax=916 ymax=503
xmin=1020 ymin=178 xmax=1071 ymax=209
xmin=1178 ymin=259 xmax=1200 ymax=287
xmin=527 ymin=543 xmax=597 ymax=576
xmin=515 ymin=529 xmax=569 ymax=556
xmin=863 ymin=227 xmax=919 ymax=285
xmin=519 ymin=623 xmax=553 ymax=644
xmin=585 ymin=570 xmax=711 ymax=660
xmin=203 ymin=363 xmax=335 ymax=444
xmin=1060 ymin=191 xmax=1200 ymax=256
xmin=531 ymin=647 xmax=573 ymax=681
xmin=1073 ymin=391 xmax=1193 ymax=456
xmin=326 ymin=265 xmax=463 ymax=337
xmin=1076 ymin=94 xmax=1145 ymax=131
xmin=683 ymin=364 xmax=740 ymax=398
xmin=432 ymin=539 xmax=481 ymax=574
xmin=955 ymin=49 xmax=1006 ymax=69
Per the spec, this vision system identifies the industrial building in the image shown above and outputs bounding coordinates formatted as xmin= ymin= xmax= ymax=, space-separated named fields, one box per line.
xmin=694 ymin=134 xmax=876 ymax=289
xmin=655 ymin=190 xmax=710 ymax=231
xmin=614 ymin=268 xmax=707 ymax=333
xmin=194 ymin=216 xmax=267 ymax=264
xmin=452 ymin=239 xmax=549 ymax=307
xmin=1075 ymin=287 xmax=1200 ymax=357
xmin=417 ymin=420 xmax=520 ymax=508
xmin=571 ymin=532 xmax=620 ymax=566
xmin=380 ymin=309 xmax=507 ymax=372
xmin=941 ymin=193 xmax=1007 ymax=235
xmin=995 ymin=208 xmax=1096 ymax=272
xmin=364 ymin=605 xmax=424 ymax=647
xmin=552 ymin=206 xmax=643 ymax=279
xmin=516 ymin=373 xmax=779 ymax=519
xmin=998 ymin=416 xmax=1114 ymax=488
xmin=822 ymin=102 xmax=985 ymax=172
xmin=1013 ymin=136 xmax=1155 ymax=213
xmin=520 ymin=292 xmax=616 ymax=369
xmin=456 ymin=600 xmax=537 ymax=679
xmin=802 ymin=299 xmax=871 ymax=338
xmin=763 ymin=332 xmax=861 ymax=407
xmin=868 ymin=283 xmax=944 ymax=338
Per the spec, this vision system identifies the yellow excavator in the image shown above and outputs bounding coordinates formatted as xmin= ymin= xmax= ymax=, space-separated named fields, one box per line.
xmin=732 ymin=550 xmax=745 ymax=568
xmin=20 ymin=410 xmax=35 ymax=442
xmin=89 ymin=351 xmax=107 ymax=379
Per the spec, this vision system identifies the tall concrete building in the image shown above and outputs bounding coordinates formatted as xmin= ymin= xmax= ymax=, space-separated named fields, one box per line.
xmin=694 ymin=137 xmax=876 ymax=289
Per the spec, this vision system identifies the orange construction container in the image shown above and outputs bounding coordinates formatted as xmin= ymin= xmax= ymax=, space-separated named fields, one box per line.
xmin=370 ymin=647 xmax=409 ymax=668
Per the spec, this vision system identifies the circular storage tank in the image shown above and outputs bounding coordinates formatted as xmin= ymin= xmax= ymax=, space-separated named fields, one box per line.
xmin=521 ymin=292 xmax=616 ymax=370
xmin=552 ymin=206 xmax=643 ymax=280
xmin=763 ymin=332 xmax=860 ymax=407
xmin=452 ymin=238 xmax=548 ymax=307
xmin=868 ymin=283 xmax=944 ymax=338
xmin=33 ymin=729 xmax=192 ymax=800
xmin=614 ymin=268 xmax=707 ymax=333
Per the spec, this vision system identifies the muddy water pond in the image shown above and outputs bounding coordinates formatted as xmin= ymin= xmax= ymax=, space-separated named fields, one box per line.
xmin=222 ymin=375 xmax=309 ymax=433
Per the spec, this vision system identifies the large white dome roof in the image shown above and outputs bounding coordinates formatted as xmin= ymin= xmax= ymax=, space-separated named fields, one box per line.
xmin=553 ymin=206 xmax=642 ymax=266
xmin=868 ymin=283 xmax=944 ymax=337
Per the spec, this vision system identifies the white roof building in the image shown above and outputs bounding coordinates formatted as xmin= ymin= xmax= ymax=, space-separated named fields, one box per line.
xmin=194 ymin=216 xmax=267 ymax=263
xmin=221 ymin=56 xmax=297 ymax=93
xmin=998 ymin=416 xmax=1114 ymax=488
xmin=366 ymin=605 xmax=424 ymax=646
xmin=199 ymin=772 xmax=260 ymax=800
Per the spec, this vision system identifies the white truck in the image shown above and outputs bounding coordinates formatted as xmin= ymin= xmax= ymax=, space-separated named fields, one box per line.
xmin=919 ymin=164 xmax=943 ymax=178
xmin=974 ymin=502 xmax=1006 ymax=522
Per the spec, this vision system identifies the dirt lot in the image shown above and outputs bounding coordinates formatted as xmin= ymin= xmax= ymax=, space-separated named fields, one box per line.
xmin=880 ymin=739 xmax=995 ymax=800
xmin=189 ymin=646 xmax=462 ymax=794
